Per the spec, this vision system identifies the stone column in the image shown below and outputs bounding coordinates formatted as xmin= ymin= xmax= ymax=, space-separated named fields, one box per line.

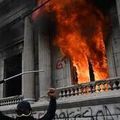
xmin=38 ymin=33 xmax=51 ymax=98
xmin=52 ymin=48 xmax=71 ymax=88
xmin=22 ymin=16 xmax=34 ymax=102
xmin=0 ymin=55 xmax=4 ymax=98
xmin=116 ymin=0 xmax=120 ymax=25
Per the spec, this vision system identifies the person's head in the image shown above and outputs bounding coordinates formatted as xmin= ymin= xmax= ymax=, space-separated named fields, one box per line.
xmin=16 ymin=101 xmax=32 ymax=118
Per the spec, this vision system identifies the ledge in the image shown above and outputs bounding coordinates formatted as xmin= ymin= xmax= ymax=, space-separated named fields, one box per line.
xmin=0 ymin=95 xmax=23 ymax=106
xmin=0 ymin=90 xmax=120 ymax=114
xmin=1 ymin=77 xmax=120 ymax=113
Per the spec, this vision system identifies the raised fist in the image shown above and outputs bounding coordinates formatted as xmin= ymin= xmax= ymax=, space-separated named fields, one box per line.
xmin=48 ymin=88 xmax=56 ymax=98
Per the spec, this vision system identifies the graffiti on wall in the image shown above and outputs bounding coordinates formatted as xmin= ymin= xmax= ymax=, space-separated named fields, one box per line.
xmin=6 ymin=104 xmax=120 ymax=120
xmin=35 ymin=104 xmax=120 ymax=120
xmin=54 ymin=106 xmax=117 ymax=120
xmin=56 ymin=57 xmax=67 ymax=70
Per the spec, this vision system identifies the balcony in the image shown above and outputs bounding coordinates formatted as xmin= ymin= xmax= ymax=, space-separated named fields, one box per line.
xmin=0 ymin=77 xmax=120 ymax=106
xmin=57 ymin=77 xmax=120 ymax=98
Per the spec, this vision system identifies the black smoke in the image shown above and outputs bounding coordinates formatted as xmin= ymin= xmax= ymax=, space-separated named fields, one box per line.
xmin=92 ymin=0 xmax=116 ymax=14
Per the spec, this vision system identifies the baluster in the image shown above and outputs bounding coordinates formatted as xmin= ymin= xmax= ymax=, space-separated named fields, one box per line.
xmin=118 ymin=79 xmax=120 ymax=89
xmin=93 ymin=83 xmax=96 ymax=93
xmin=60 ymin=90 xmax=64 ymax=97
xmin=79 ymin=86 xmax=83 ymax=94
xmin=109 ymin=81 xmax=114 ymax=90
xmin=67 ymin=89 xmax=70 ymax=97
xmin=101 ymin=83 xmax=106 ymax=91
xmin=113 ymin=82 xmax=116 ymax=90
xmin=4 ymin=101 xmax=6 ymax=105
xmin=108 ymin=82 xmax=111 ymax=90
xmin=96 ymin=84 xmax=101 ymax=92
xmin=88 ymin=85 xmax=91 ymax=93
xmin=72 ymin=88 xmax=75 ymax=96
xmin=9 ymin=100 xmax=12 ymax=105
xmin=85 ymin=85 xmax=89 ymax=94
xmin=68 ymin=89 xmax=71 ymax=96
xmin=105 ymin=81 xmax=109 ymax=91
xmin=74 ymin=88 xmax=78 ymax=95
xmin=84 ymin=86 xmax=87 ymax=94
xmin=65 ymin=89 xmax=68 ymax=97
xmin=95 ymin=84 xmax=98 ymax=92
xmin=90 ymin=84 xmax=94 ymax=93
xmin=82 ymin=86 xmax=85 ymax=94
xmin=59 ymin=91 xmax=62 ymax=97
xmin=62 ymin=90 xmax=66 ymax=97
xmin=83 ymin=85 xmax=87 ymax=94
xmin=115 ymin=81 xmax=119 ymax=90
xmin=70 ymin=89 xmax=73 ymax=96
xmin=99 ymin=83 xmax=103 ymax=92
xmin=0 ymin=101 xmax=2 ymax=106
xmin=76 ymin=87 xmax=79 ymax=95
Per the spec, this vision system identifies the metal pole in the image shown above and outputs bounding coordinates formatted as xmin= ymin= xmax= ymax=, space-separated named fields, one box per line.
xmin=0 ymin=70 xmax=44 ymax=84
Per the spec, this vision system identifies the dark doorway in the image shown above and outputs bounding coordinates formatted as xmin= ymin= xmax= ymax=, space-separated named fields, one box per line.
xmin=4 ymin=54 xmax=22 ymax=97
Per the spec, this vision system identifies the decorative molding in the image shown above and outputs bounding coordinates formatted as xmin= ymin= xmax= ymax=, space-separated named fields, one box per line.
xmin=0 ymin=95 xmax=23 ymax=106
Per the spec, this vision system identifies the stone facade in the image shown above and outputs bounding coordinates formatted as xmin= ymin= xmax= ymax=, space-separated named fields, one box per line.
xmin=0 ymin=0 xmax=120 ymax=120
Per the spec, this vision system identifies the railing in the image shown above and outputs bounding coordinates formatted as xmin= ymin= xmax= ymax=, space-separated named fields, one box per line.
xmin=57 ymin=77 xmax=120 ymax=98
xmin=0 ymin=77 xmax=120 ymax=106
xmin=0 ymin=95 xmax=23 ymax=106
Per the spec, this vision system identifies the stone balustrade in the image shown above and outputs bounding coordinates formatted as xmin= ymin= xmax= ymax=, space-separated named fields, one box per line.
xmin=0 ymin=77 xmax=120 ymax=106
xmin=57 ymin=77 xmax=120 ymax=98
xmin=0 ymin=95 xmax=23 ymax=106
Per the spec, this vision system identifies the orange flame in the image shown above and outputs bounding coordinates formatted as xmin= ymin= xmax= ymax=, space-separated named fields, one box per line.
xmin=33 ymin=0 xmax=109 ymax=84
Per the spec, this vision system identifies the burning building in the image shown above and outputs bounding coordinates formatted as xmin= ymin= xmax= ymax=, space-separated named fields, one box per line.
xmin=0 ymin=0 xmax=120 ymax=119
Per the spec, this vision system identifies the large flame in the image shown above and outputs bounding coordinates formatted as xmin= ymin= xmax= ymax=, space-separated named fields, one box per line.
xmin=33 ymin=0 xmax=109 ymax=84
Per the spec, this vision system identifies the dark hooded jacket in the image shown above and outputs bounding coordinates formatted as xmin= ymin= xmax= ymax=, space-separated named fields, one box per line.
xmin=0 ymin=97 xmax=56 ymax=120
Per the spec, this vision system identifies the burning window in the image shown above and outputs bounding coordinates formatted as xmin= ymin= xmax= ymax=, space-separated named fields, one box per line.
xmin=4 ymin=54 xmax=22 ymax=97
xmin=33 ymin=0 xmax=116 ymax=84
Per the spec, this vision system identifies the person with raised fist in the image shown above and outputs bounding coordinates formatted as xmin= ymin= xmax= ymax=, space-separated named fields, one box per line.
xmin=0 ymin=88 xmax=57 ymax=120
